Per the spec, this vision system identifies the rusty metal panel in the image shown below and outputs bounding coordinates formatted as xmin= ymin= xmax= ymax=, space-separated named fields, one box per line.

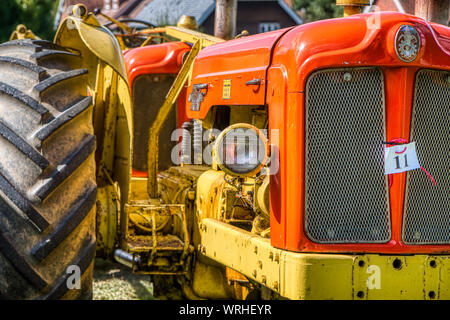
xmin=305 ymin=67 xmax=391 ymax=243
xmin=403 ymin=69 xmax=450 ymax=244
xmin=132 ymin=74 xmax=177 ymax=172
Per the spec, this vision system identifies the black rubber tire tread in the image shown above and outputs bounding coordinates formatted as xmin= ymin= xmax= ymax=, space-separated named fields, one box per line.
xmin=0 ymin=81 xmax=51 ymax=117
xmin=0 ymin=39 xmax=96 ymax=300
xmin=31 ymin=50 xmax=79 ymax=63
xmin=0 ymin=120 xmax=49 ymax=170
xmin=33 ymin=69 xmax=88 ymax=95
xmin=0 ymin=56 xmax=48 ymax=81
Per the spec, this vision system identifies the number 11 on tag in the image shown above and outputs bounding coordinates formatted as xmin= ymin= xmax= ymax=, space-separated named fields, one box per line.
xmin=384 ymin=142 xmax=420 ymax=175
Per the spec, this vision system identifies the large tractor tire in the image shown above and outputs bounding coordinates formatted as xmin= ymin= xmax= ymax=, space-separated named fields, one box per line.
xmin=0 ymin=40 xmax=96 ymax=299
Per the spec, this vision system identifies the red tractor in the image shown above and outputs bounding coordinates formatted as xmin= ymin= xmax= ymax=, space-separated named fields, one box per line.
xmin=0 ymin=0 xmax=448 ymax=299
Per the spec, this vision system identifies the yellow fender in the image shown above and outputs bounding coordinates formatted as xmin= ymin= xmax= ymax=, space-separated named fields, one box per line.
xmin=54 ymin=5 xmax=133 ymax=253
xmin=54 ymin=5 xmax=127 ymax=82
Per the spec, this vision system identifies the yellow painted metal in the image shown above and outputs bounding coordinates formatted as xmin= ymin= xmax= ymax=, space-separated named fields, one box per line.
xmin=153 ymin=166 xmax=236 ymax=298
xmin=199 ymin=218 xmax=450 ymax=300
xmin=116 ymin=36 xmax=126 ymax=51
xmin=342 ymin=6 xmax=364 ymax=16
xmin=127 ymin=202 xmax=171 ymax=235
xmin=92 ymin=10 xmax=139 ymax=50
xmin=89 ymin=60 xmax=132 ymax=211
xmin=336 ymin=0 xmax=370 ymax=16
xmin=226 ymin=267 xmax=250 ymax=299
xmin=147 ymin=39 xmax=203 ymax=198
xmin=54 ymin=7 xmax=133 ymax=255
xmin=196 ymin=170 xmax=225 ymax=221
xmin=123 ymin=202 xmax=193 ymax=275
xmin=48 ymin=3 xmax=448 ymax=301
xmin=138 ymin=26 xmax=223 ymax=199
xmin=10 ymin=24 xmax=40 ymax=40
xmin=136 ymin=26 xmax=223 ymax=48
xmin=235 ymin=30 xmax=250 ymax=39
xmin=112 ymin=77 xmax=133 ymax=199
xmin=53 ymin=5 xmax=223 ymax=259
xmin=124 ymin=203 xmax=183 ymax=236
xmin=351 ymin=255 xmax=450 ymax=300
xmin=130 ymin=177 xmax=149 ymax=200
xmin=139 ymin=35 xmax=171 ymax=47
xmin=54 ymin=11 xmax=128 ymax=83
xmin=190 ymin=260 xmax=234 ymax=299
xmin=195 ymin=169 xmax=257 ymax=227
xmin=177 ymin=15 xmax=199 ymax=30
xmin=96 ymin=183 xmax=120 ymax=258
xmin=165 ymin=26 xmax=224 ymax=47
xmin=97 ymin=66 xmax=119 ymax=177
xmin=138 ymin=27 xmax=166 ymax=34
xmin=255 ymin=175 xmax=270 ymax=219
xmin=99 ymin=21 xmax=222 ymax=50
xmin=95 ymin=11 xmax=134 ymax=34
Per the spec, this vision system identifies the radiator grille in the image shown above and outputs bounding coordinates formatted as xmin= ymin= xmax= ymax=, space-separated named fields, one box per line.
xmin=403 ymin=69 xmax=450 ymax=244
xmin=305 ymin=68 xmax=391 ymax=243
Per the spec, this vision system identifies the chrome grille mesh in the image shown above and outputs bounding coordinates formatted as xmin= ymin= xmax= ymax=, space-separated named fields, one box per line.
xmin=403 ymin=69 xmax=450 ymax=244
xmin=305 ymin=68 xmax=391 ymax=243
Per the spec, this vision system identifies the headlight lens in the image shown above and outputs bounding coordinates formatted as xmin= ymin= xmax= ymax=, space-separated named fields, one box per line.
xmin=213 ymin=124 xmax=268 ymax=177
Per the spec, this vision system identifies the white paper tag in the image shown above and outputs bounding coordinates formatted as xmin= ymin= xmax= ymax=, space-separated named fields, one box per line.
xmin=384 ymin=142 xmax=420 ymax=175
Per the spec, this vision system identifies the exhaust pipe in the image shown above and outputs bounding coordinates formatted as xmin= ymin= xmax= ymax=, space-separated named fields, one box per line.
xmin=114 ymin=249 xmax=141 ymax=269
xmin=336 ymin=0 xmax=370 ymax=16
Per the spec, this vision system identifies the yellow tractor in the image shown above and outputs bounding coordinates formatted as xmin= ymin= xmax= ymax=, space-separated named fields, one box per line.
xmin=0 ymin=0 xmax=449 ymax=300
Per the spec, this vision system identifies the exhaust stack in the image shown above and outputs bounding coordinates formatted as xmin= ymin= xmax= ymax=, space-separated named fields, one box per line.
xmin=336 ymin=0 xmax=370 ymax=16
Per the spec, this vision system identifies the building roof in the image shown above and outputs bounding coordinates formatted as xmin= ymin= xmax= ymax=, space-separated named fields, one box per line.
xmin=276 ymin=0 xmax=303 ymax=24
xmin=135 ymin=0 xmax=303 ymax=26
xmin=54 ymin=0 xmax=304 ymax=28
xmin=135 ymin=0 xmax=215 ymax=26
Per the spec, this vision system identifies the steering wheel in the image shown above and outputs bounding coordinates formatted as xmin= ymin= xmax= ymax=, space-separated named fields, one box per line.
xmin=93 ymin=9 xmax=158 ymax=48
xmin=103 ymin=18 xmax=156 ymax=32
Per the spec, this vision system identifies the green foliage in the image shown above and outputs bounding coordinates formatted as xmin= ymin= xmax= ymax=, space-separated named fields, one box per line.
xmin=293 ymin=0 xmax=344 ymax=22
xmin=0 ymin=0 xmax=58 ymax=43
xmin=0 ymin=0 xmax=22 ymax=43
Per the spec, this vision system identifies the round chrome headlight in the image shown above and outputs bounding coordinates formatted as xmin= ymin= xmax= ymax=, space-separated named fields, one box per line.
xmin=213 ymin=123 xmax=269 ymax=177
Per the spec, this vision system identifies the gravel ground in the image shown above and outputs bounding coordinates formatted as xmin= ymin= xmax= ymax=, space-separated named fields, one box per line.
xmin=93 ymin=258 xmax=155 ymax=300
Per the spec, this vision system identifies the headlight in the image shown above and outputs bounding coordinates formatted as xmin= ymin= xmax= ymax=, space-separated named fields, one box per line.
xmin=213 ymin=123 xmax=269 ymax=177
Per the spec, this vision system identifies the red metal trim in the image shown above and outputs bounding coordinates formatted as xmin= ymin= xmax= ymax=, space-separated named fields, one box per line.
xmin=186 ymin=12 xmax=449 ymax=254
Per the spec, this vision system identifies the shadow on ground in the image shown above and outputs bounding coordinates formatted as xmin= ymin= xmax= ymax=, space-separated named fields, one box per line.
xmin=93 ymin=258 xmax=155 ymax=300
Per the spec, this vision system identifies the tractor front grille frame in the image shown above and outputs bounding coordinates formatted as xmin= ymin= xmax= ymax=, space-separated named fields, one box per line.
xmin=402 ymin=69 xmax=450 ymax=245
xmin=304 ymin=67 xmax=391 ymax=244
